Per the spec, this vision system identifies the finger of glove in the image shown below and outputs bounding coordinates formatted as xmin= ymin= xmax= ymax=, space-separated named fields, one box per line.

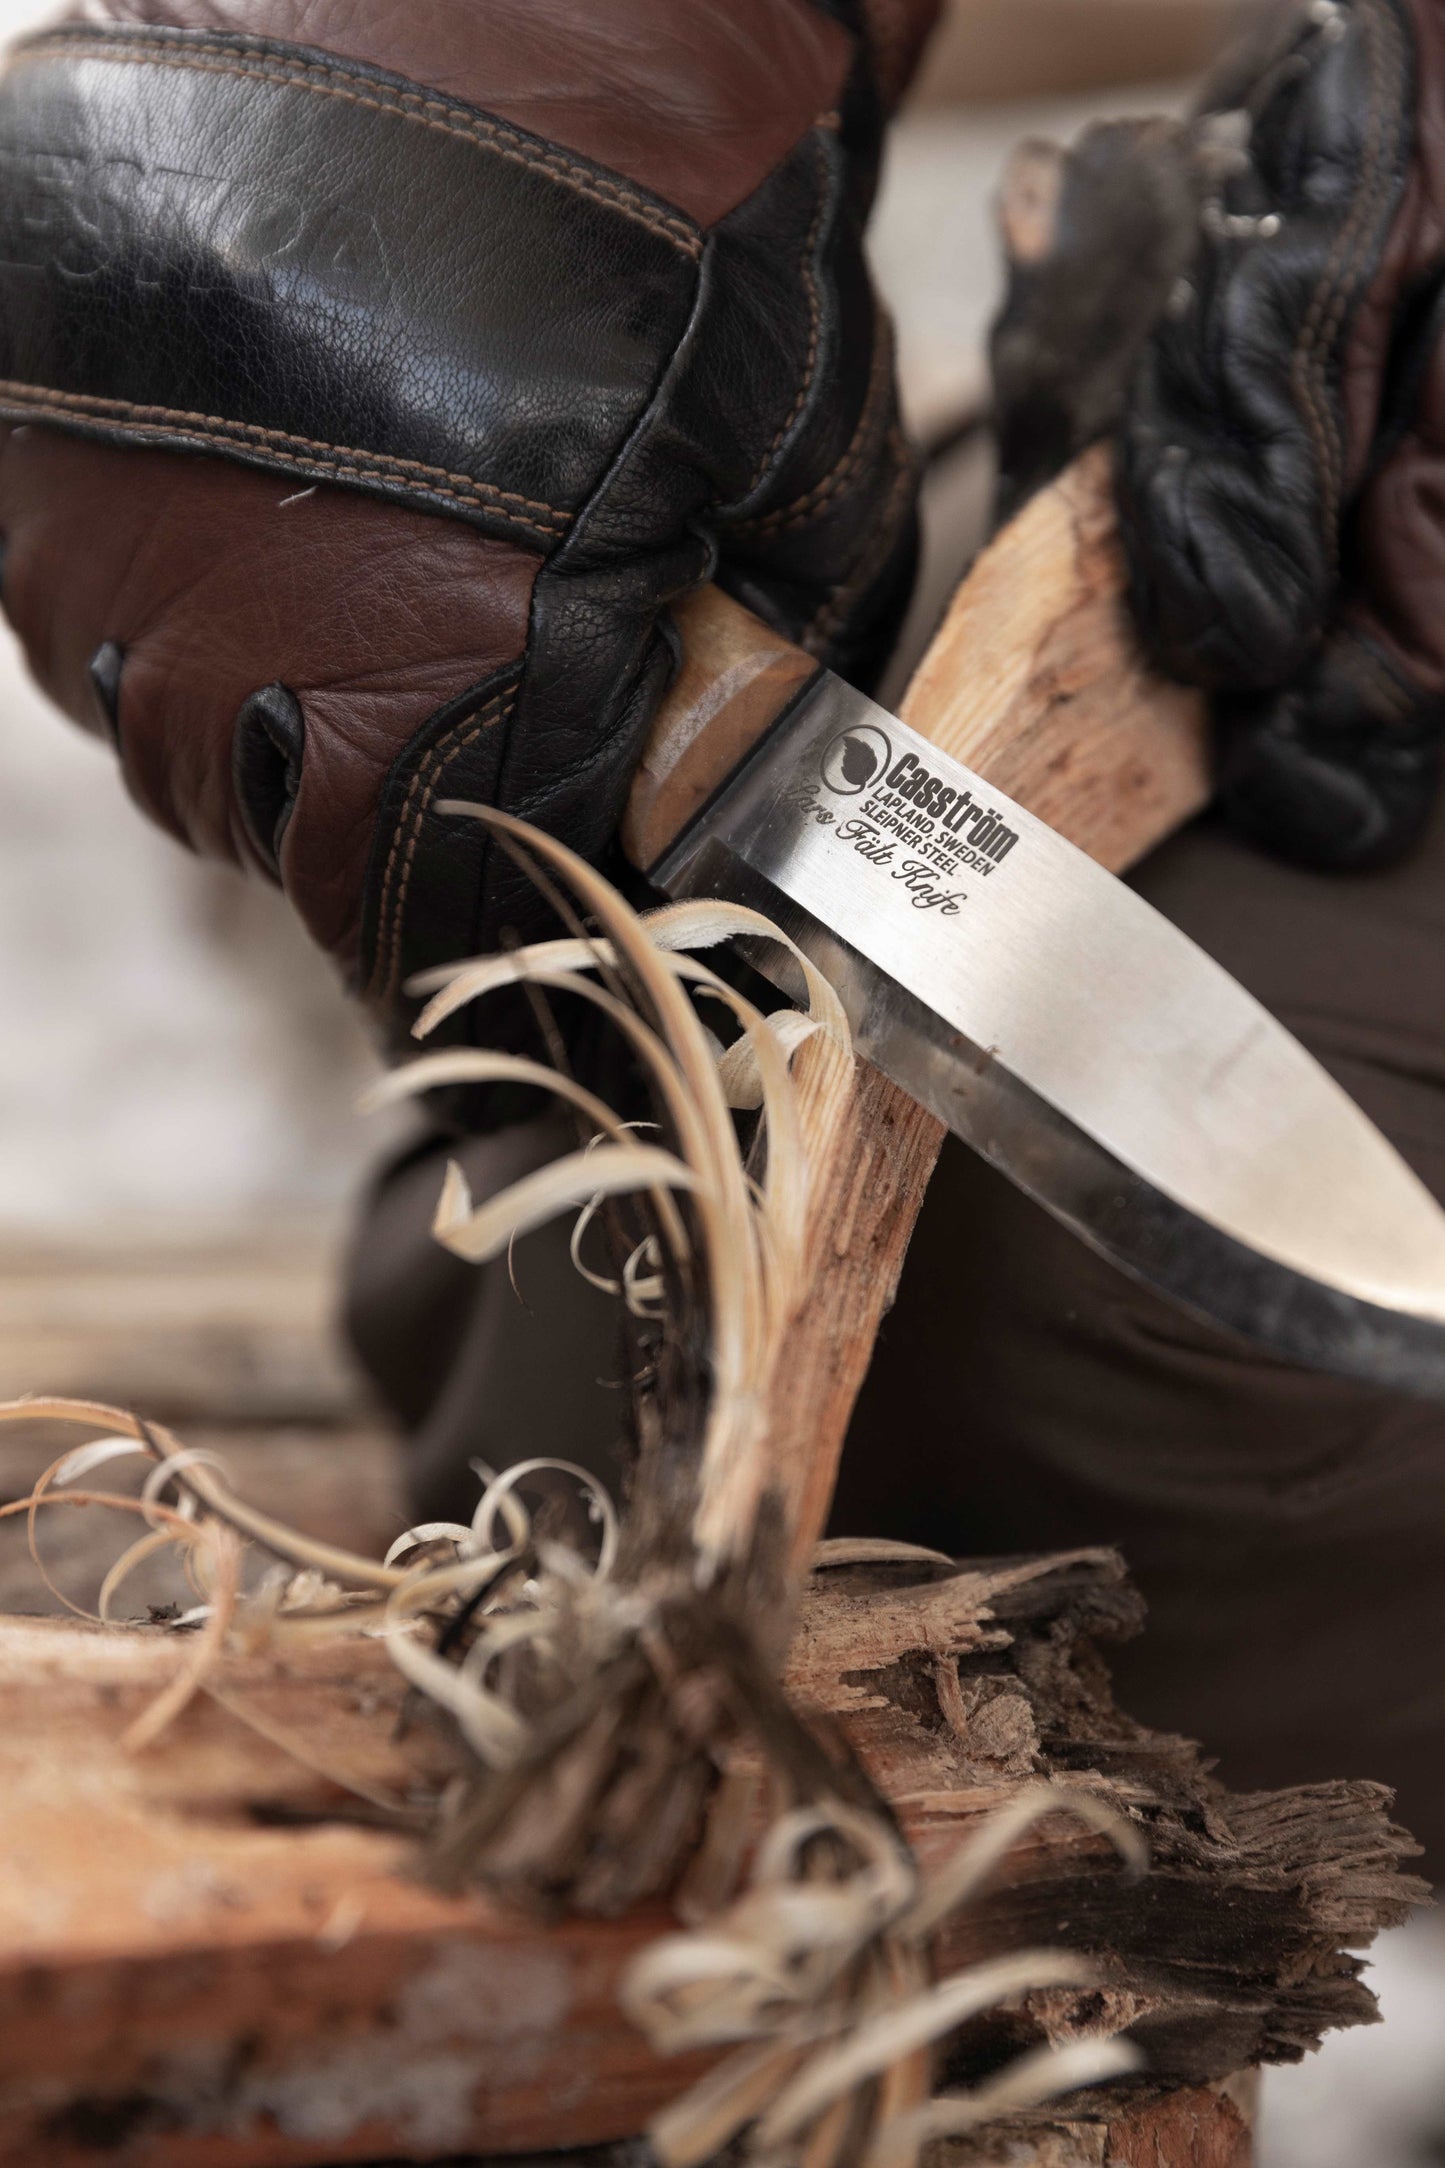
xmin=697 ymin=111 xmax=920 ymax=695
xmin=1118 ymin=0 xmax=1417 ymax=694
xmin=0 ymin=425 xmax=538 ymax=989
xmin=1218 ymin=298 xmax=1445 ymax=871
xmin=1217 ymin=633 xmax=1444 ymax=871
xmin=712 ymin=309 xmax=920 ymax=695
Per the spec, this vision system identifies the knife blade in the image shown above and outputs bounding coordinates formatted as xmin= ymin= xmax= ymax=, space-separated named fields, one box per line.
xmin=619 ymin=456 xmax=1445 ymax=1398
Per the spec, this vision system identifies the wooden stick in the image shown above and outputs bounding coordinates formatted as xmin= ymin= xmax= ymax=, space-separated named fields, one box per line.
xmin=625 ymin=446 xmax=1210 ymax=1600
xmin=369 ymin=450 xmax=1211 ymax=1917
xmin=625 ymin=445 xmax=1207 ymax=880
xmin=895 ymin=447 xmax=1208 ymax=871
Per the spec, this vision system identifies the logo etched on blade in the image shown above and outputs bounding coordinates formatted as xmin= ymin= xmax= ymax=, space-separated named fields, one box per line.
xmin=820 ymin=723 xmax=892 ymax=796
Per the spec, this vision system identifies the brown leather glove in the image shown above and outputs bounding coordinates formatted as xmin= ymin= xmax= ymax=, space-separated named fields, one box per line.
xmin=0 ymin=0 xmax=937 ymax=1048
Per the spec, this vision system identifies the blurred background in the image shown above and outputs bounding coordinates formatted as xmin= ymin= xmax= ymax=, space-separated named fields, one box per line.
xmin=0 ymin=2 xmax=1439 ymax=2158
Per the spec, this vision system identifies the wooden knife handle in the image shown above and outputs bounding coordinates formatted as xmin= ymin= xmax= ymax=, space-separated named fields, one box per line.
xmin=622 ymin=443 xmax=1212 ymax=879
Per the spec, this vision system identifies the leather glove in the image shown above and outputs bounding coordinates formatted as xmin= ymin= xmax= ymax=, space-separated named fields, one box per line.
xmin=0 ymin=0 xmax=935 ymax=1047
xmin=1118 ymin=0 xmax=1445 ymax=872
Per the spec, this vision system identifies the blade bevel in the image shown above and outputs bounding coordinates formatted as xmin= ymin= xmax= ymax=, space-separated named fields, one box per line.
xmin=651 ymin=672 xmax=1445 ymax=1396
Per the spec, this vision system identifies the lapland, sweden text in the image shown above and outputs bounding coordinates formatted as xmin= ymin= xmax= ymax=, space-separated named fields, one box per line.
xmin=878 ymin=752 xmax=1018 ymax=863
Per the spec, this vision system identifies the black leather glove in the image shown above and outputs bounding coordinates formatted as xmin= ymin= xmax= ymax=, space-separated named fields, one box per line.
xmin=991 ymin=0 xmax=1445 ymax=873
xmin=0 ymin=0 xmax=936 ymax=1046
xmin=1118 ymin=0 xmax=1445 ymax=871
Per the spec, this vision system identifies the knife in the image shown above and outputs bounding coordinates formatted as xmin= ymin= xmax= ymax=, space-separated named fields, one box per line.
xmin=619 ymin=450 xmax=1445 ymax=1400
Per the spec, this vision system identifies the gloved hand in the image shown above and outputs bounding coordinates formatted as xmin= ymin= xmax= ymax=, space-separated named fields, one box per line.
xmin=1118 ymin=0 xmax=1445 ymax=872
xmin=0 ymin=0 xmax=934 ymax=1046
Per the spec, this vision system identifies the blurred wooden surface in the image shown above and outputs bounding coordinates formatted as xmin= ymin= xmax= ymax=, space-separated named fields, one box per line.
xmin=0 ymin=1230 xmax=399 ymax=1616
xmin=0 ymin=1419 xmax=404 ymax=1618
xmin=0 ymin=1233 xmax=364 ymax=1423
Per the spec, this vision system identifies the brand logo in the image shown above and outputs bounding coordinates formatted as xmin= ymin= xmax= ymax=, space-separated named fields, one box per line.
xmin=820 ymin=724 xmax=892 ymax=797
xmin=880 ymin=751 xmax=1018 ymax=863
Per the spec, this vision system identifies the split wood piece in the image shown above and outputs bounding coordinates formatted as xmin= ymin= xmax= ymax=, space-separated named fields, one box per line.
xmin=0 ymin=1549 xmax=1417 ymax=2167
xmin=624 ymin=443 xmax=1210 ymax=1606
xmin=942 ymin=2076 xmax=1258 ymax=2167
xmin=458 ymin=2079 xmax=1258 ymax=2168
xmin=776 ymin=448 xmax=1209 ymax=1586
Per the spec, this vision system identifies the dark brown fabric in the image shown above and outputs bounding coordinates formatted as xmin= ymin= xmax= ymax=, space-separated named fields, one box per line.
xmin=0 ymin=426 xmax=538 ymax=968
xmin=835 ymin=792 xmax=1445 ymax=1868
xmin=343 ymin=1118 xmax=628 ymax=1527
xmin=1340 ymin=0 xmax=1445 ymax=698
xmin=82 ymin=0 xmax=857 ymax=227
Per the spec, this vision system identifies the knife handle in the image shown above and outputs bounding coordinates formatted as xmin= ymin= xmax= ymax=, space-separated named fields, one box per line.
xmin=622 ymin=444 xmax=1211 ymax=878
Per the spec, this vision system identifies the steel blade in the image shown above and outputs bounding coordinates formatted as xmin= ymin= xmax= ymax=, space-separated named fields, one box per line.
xmin=651 ymin=672 xmax=1445 ymax=1398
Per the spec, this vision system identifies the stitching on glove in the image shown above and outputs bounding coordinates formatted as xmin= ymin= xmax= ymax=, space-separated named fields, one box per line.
xmin=737 ymin=126 xmax=835 ymax=502
xmin=802 ymin=422 xmax=914 ymax=653
xmin=371 ymin=682 xmax=518 ymax=1001
xmin=14 ymin=32 xmax=703 ymax=262
xmin=0 ymin=381 xmax=569 ymax=542
xmin=1290 ymin=0 xmax=1407 ymax=549
xmin=737 ymin=312 xmax=896 ymax=536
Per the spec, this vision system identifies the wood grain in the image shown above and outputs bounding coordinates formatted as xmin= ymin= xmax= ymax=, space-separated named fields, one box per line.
xmin=898 ymin=447 xmax=1209 ymax=872
xmin=620 ymin=585 xmax=817 ymax=873
xmin=0 ymin=1549 xmax=1413 ymax=2165
xmin=0 ymin=1233 xmax=363 ymax=1424
xmin=719 ymin=447 xmax=1211 ymax=1605
xmin=764 ymin=1045 xmax=945 ymax=1591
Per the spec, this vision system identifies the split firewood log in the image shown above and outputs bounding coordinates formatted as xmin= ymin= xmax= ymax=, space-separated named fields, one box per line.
xmin=0 ymin=1545 xmax=1419 ymax=2167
